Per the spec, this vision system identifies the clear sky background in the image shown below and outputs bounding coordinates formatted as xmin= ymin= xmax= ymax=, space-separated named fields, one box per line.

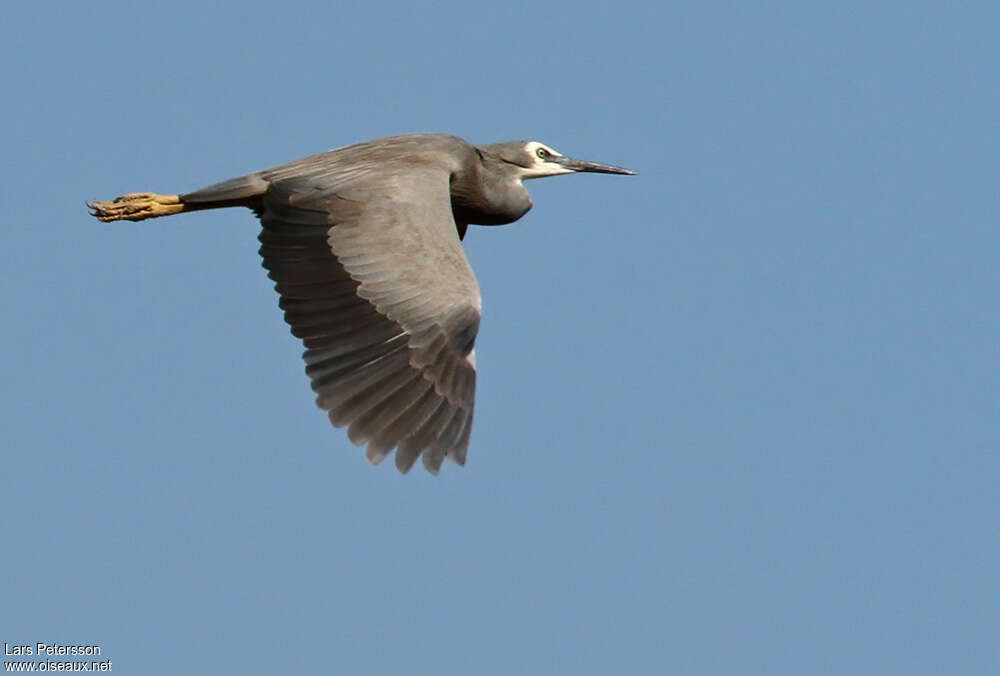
xmin=1 ymin=2 xmax=997 ymax=674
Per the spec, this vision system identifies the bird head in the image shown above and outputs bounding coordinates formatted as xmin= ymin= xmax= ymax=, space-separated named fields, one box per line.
xmin=479 ymin=141 xmax=635 ymax=180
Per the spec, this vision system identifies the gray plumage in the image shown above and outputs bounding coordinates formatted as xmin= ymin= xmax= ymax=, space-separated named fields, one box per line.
xmin=88 ymin=133 xmax=633 ymax=474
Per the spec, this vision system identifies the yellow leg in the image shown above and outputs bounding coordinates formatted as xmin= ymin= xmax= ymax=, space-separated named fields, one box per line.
xmin=87 ymin=192 xmax=185 ymax=222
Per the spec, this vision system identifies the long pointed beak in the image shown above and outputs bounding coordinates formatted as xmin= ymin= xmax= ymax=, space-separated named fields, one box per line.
xmin=552 ymin=155 xmax=636 ymax=175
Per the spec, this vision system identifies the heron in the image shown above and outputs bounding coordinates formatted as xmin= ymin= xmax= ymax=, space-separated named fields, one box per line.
xmin=88 ymin=133 xmax=634 ymax=474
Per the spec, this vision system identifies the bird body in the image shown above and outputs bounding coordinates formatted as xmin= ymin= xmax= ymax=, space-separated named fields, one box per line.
xmin=88 ymin=133 xmax=633 ymax=474
xmin=185 ymin=134 xmax=538 ymax=229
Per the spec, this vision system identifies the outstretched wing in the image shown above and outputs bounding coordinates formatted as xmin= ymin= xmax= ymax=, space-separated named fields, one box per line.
xmin=257 ymin=166 xmax=481 ymax=474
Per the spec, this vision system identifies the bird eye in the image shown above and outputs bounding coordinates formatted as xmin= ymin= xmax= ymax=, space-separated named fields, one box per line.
xmin=536 ymin=147 xmax=549 ymax=160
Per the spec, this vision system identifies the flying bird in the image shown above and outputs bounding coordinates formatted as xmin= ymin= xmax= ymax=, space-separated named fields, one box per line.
xmin=88 ymin=133 xmax=634 ymax=474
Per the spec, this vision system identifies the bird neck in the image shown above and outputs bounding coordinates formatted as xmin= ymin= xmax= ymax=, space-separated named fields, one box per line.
xmin=450 ymin=159 xmax=533 ymax=226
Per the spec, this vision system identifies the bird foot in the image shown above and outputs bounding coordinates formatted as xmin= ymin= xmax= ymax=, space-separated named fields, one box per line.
xmin=87 ymin=192 xmax=184 ymax=222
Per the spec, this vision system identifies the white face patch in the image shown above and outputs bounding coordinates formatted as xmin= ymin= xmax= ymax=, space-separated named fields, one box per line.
xmin=518 ymin=141 xmax=575 ymax=179
xmin=525 ymin=141 xmax=561 ymax=158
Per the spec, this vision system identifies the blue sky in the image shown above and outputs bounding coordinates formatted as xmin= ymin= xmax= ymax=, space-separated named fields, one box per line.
xmin=2 ymin=1 xmax=997 ymax=674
